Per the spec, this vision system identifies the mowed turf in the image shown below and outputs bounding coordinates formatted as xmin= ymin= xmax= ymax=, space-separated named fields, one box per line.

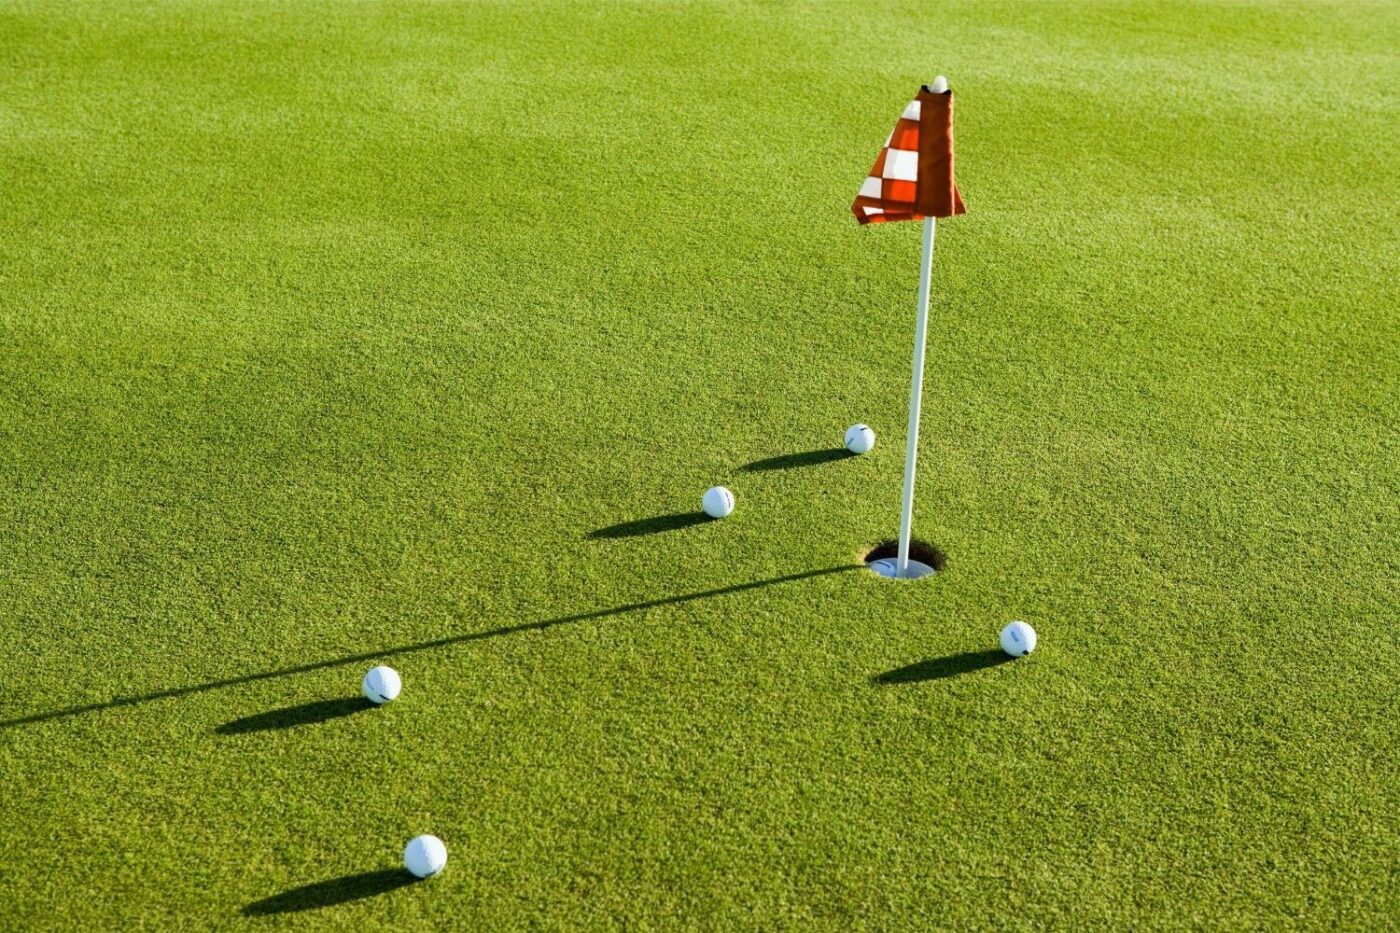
xmin=2 ymin=0 xmax=1397 ymax=927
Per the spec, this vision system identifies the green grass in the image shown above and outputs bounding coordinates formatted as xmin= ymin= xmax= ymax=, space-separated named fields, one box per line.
xmin=2 ymin=0 xmax=1398 ymax=927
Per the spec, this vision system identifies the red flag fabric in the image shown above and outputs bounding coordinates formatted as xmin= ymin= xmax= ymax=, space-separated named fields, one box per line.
xmin=851 ymin=85 xmax=966 ymax=224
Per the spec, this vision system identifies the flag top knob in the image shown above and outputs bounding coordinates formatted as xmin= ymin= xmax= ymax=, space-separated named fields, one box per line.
xmin=929 ymin=75 xmax=948 ymax=94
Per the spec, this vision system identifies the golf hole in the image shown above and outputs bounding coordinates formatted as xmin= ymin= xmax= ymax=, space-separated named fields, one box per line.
xmin=863 ymin=539 xmax=945 ymax=580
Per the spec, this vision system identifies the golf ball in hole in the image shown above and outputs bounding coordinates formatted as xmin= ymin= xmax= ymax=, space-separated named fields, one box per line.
xmin=844 ymin=424 xmax=876 ymax=455
xmin=362 ymin=665 xmax=402 ymax=704
xmin=702 ymin=486 xmax=735 ymax=519
xmin=403 ymin=834 xmax=447 ymax=878
xmin=999 ymin=621 xmax=1037 ymax=657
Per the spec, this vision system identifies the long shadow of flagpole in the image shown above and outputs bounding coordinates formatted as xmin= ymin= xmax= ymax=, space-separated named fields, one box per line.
xmin=0 ymin=565 xmax=859 ymax=730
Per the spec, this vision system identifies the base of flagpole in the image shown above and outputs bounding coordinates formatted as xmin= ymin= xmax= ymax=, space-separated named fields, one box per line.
xmin=866 ymin=557 xmax=937 ymax=580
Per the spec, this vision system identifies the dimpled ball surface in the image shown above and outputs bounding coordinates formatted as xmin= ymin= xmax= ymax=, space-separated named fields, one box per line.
xmin=844 ymin=424 xmax=875 ymax=455
xmin=362 ymin=665 xmax=402 ymax=704
xmin=702 ymin=486 xmax=735 ymax=519
xmin=404 ymin=835 xmax=448 ymax=879
xmin=999 ymin=621 xmax=1038 ymax=657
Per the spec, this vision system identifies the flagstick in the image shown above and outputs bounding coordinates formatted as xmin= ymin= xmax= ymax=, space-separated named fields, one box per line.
xmin=897 ymin=216 xmax=936 ymax=577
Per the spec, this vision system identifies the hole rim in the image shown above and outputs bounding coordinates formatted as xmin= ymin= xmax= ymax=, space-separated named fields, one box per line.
xmin=861 ymin=539 xmax=946 ymax=579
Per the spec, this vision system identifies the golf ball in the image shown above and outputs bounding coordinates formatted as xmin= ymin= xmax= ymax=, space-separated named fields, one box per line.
xmin=844 ymin=424 xmax=876 ymax=455
xmin=930 ymin=75 xmax=949 ymax=94
xmin=362 ymin=665 xmax=402 ymax=705
xmin=403 ymin=834 xmax=447 ymax=879
xmin=702 ymin=486 xmax=735 ymax=519
xmin=999 ymin=621 xmax=1037 ymax=657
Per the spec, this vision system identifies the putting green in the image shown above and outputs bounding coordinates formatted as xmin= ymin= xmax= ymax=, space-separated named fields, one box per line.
xmin=2 ymin=1 xmax=1397 ymax=927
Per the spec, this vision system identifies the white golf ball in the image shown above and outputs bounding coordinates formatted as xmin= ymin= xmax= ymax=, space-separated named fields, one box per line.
xmin=403 ymin=834 xmax=447 ymax=879
xmin=702 ymin=486 xmax=735 ymax=519
xmin=930 ymin=75 xmax=949 ymax=94
xmin=362 ymin=665 xmax=401 ymax=705
xmin=844 ymin=424 xmax=876 ymax=455
xmin=999 ymin=621 xmax=1037 ymax=657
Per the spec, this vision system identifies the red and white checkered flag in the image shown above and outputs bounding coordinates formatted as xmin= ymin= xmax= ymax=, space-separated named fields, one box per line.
xmin=851 ymin=84 xmax=966 ymax=225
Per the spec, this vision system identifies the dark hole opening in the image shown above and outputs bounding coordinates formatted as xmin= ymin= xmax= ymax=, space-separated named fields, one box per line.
xmin=862 ymin=539 xmax=946 ymax=571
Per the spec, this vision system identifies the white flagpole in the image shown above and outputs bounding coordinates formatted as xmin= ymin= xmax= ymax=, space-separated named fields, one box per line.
xmin=897 ymin=215 xmax=936 ymax=577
